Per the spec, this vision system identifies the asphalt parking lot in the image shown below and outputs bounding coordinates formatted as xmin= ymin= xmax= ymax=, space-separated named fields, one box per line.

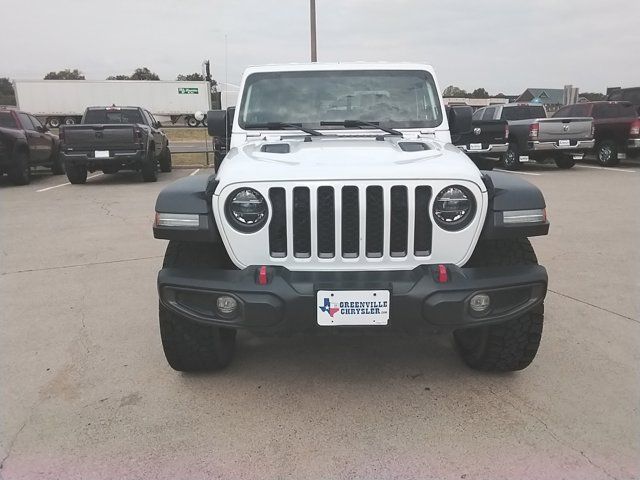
xmin=1 ymin=161 xmax=639 ymax=480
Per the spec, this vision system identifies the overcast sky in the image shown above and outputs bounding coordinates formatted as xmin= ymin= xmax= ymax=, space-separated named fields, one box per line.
xmin=2 ymin=0 xmax=638 ymax=104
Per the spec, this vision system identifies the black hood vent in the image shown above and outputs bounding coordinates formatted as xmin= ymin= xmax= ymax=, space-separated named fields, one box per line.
xmin=398 ymin=142 xmax=430 ymax=152
xmin=261 ymin=143 xmax=290 ymax=153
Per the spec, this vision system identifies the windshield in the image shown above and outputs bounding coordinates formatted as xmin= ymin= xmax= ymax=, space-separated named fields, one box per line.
xmin=83 ymin=108 xmax=144 ymax=124
xmin=0 ymin=111 xmax=18 ymax=129
xmin=238 ymin=70 xmax=443 ymax=130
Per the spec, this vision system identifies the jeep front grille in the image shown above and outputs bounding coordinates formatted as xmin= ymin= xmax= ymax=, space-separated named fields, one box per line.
xmin=268 ymin=185 xmax=433 ymax=260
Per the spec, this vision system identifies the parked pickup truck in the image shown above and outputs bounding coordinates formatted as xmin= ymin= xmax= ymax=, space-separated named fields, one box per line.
xmin=152 ymin=63 xmax=550 ymax=374
xmin=59 ymin=106 xmax=171 ymax=184
xmin=473 ymin=103 xmax=594 ymax=170
xmin=450 ymin=106 xmax=508 ymax=169
xmin=554 ymin=101 xmax=640 ymax=165
xmin=0 ymin=107 xmax=64 ymax=185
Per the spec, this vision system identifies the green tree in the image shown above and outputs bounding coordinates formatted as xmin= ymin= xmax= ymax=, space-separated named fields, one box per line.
xmin=580 ymin=92 xmax=606 ymax=101
xmin=177 ymin=73 xmax=204 ymax=81
xmin=0 ymin=77 xmax=16 ymax=105
xmin=107 ymin=67 xmax=160 ymax=81
xmin=471 ymin=88 xmax=490 ymax=98
xmin=443 ymin=85 xmax=468 ymax=97
xmin=44 ymin=69 xmax=85 ymax=80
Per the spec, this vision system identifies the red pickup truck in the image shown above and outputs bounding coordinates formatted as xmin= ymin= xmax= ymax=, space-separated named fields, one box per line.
xmin=554 ymin=101 xmax=640 ymax=165
xmin=0 ymin=107 xmax=64 ymax=185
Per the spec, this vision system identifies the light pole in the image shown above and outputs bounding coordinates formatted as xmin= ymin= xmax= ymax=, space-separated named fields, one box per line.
xmin=310 ymin=0 xmax=317 ymax=62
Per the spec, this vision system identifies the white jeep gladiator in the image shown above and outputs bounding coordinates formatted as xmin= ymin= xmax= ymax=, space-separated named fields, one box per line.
xmin=153 ymin=63 xmax=549 ymax=372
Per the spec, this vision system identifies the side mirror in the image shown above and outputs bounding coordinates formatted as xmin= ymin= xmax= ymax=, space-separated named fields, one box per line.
xmin=446 ymin=106 xmax=473 ymax=136
xmin=207 ymin=109 xmax=228 ymax=138
xmin=155 ymin=121 xmax=162 ymax=128
xmin=37 ymin=125 xmax=47 ymax=133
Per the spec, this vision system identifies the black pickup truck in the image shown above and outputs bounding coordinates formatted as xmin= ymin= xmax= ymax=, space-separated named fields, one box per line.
xmin=59 ymin=106 xmax=171 ymax=183
xmin=449 ymin=106 xmax=508 ymax=170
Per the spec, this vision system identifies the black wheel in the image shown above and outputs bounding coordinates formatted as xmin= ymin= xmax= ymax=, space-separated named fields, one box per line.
xmin=595 ymin=140 xmax=619 ymax=166
xmin=8 ymin=150 xmax=31 ymax=185
xmin=50 ymin=145 xmax=65 ymax=175
xmin=453 ymin=238 xmax=544 ymax=372
xmin=159 ymin=147 xmax=172 ymax=173
xmin=47 ymin=117 xmax=61 ymax=128
xmin=554 ymin=155 xmax=575 ymax=169
xmin=66 ymin=163 xmax=87 ymax=184
xmin=159 ymin=241 xmax=237 ymax=372
xmin=501 ymin=144 xmax=520 ymax=170
xmin=186 ymin=116 xmax=198 ymax=128
xmin=141 ymin=148 xmax=158 ymax=182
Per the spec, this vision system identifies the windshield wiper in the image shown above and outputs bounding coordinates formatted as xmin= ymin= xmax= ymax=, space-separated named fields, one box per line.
xmin=320 ymin=120 xmax=403 ymax=136
xmin=243 ymin=122 xmax=322 ymax=136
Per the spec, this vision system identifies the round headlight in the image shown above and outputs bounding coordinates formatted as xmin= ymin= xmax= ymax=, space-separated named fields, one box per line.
xmin=433 ymin=185 xmax=476 ymax=231
xmin=225 ymin=188 xmax=268 ymax=232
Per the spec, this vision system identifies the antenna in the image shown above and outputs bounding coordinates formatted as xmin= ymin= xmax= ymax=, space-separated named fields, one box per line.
xmin=224 ymin=34 xmax=228 ymax=109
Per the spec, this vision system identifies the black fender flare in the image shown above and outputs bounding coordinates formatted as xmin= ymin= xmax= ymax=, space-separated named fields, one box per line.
xmin=479 ymin=171 xmax=549 ymax=239
xmin=153 ymin=173 xmax=219 ymax=243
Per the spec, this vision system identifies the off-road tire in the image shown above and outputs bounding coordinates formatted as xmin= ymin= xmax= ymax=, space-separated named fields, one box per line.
xmin=66 ymin=163 xmax=87 ymax=184
xmin=50 ymin=145 xmax=65 ymax=175
xmin=501 ymin=143 xmax=520 ymax=170
xmin=453 ymin=238 xmax=544 ymax=372
xmin=554 ymin=156 xmax=575 ymax=169
xmin=159 ymin=241 xmax=237 ymax=371
xmin=159 ymin=147 xmax=172 ymax=173
xmin=8 ymin=150 xmax=31 ymax=185
xmin=595 ymin=140 xmax=619 ymax=167
xmin=141 ymin=148 xmax=158 ymax=182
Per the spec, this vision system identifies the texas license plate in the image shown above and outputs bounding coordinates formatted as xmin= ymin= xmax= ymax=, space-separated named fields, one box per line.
xmin=95 ymin=150 xmax=109 ymax=158
xmin=558 ymin=140 xmax=571 ymax=147
xmin=317 ymin=290 xmax=390 ymax=326
xmin=469 ymin=143 xmax=482 ymax=151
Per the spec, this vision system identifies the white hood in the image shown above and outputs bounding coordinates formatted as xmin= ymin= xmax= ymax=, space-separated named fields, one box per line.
xmin=216 ymin=136 xmax=486 ymax=191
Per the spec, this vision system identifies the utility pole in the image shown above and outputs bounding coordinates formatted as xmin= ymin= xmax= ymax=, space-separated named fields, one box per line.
xmin=310 ymin=0 xmax=317 ymax=62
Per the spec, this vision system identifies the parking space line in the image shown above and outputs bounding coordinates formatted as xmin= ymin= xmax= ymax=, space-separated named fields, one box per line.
xmin=189 ymin=169 xmax=200 ymax=176
xmin=494 ymin=169 xmax=542 ymax=176
xmin=574 ymin=165 xmax=638 ymax=173
xmin=36 ymin=173 xmax=104 ymax=192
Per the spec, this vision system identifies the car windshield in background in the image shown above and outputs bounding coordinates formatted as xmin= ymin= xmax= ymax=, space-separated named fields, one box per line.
xmin=83 ymin=109 xmax=144 ymax=124
xmin=0 ymin=112 xmax=18 ymax=129
xmin=238 ymin=70 xmax=443 ymax=130
xmin=502 ymin=105 xmax=547 ymax=120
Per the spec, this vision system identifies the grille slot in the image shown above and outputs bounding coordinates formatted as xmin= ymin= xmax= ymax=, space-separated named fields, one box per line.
xmin=341 ymin=186 xmax=359 ymax=258
xmin=414 ymin=186 xmax=433 ymax=256
xmin=366 ymin=186 xmax=384 ymax=257
xmin=292 ymin=187 xmax=311 ymax=257
xmin=317 ymin=187 xmax=335 ymax=258
xmin=268 ymin=188 xmax=287 ymax=257
xmin=390 ymin=186 xmax=408 ymax=257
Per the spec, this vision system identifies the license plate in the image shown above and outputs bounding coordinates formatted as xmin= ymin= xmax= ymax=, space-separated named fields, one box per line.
xmin=519 ymin=155 xmax=530 ymax=162
xmin=469 ymin=143 xmax=482 ymax=151
xmin=558 ymin=140 xmax=571 ymax=147
xmin=618 ymin=153 xmax=627 ymax=159
xmin=317 ymin=290 xmax=390 ymax=326
xmin=95 ymin=150 xmax=109 ymax=158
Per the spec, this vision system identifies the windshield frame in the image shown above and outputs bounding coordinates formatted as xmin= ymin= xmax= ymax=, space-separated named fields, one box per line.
xmin=237 ymin=69 xmax=443 ymax=132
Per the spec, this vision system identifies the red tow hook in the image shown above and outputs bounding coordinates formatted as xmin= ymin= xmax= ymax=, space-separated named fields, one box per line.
xmin=436 ymin=264 xmax=449 ymax=283
xmin=257 ymin=265 xmax=268 ymax=285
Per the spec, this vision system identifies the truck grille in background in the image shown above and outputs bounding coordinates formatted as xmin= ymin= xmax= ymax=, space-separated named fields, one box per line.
xmin=268 ymin=185 xmax=433 ymax=261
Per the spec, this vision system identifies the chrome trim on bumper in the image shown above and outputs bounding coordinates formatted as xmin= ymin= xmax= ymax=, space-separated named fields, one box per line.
xmin=458 ymin=143 xmax=508 ymax=154
xmin=529 ymin=139 xmax=595 ymax=151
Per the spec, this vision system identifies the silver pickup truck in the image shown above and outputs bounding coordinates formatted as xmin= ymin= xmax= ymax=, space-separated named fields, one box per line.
xmin=473 ymin=103 xmax=594 ymax=170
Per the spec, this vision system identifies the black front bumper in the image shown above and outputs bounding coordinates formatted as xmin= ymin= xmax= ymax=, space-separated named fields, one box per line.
xmin=62 ymin=150 xmax=145 ymax=170
xmin=158 ymin=264 xmax=547 ymax=335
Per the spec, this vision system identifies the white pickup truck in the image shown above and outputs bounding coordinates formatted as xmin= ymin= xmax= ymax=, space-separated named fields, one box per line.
xmin=152 ymin=63 xmax=550 ymax=373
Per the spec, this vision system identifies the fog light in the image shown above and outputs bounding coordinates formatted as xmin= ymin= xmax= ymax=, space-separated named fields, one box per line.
xmin=470 ymin=294 xmax=490 ymax=313
xmin=216 ymin=296 xmax=238 ymax=316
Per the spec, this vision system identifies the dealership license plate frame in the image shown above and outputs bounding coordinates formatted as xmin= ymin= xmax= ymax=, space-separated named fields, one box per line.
xmin=316 ymin=290 xmax=390 ymax=326
xmin=469 ymin=143 xmax=483 ymax=151
xmin=95 ymin=150 xmax=110 ymax=158
xmin=558 ymin=139 xmax=571 ymax=147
